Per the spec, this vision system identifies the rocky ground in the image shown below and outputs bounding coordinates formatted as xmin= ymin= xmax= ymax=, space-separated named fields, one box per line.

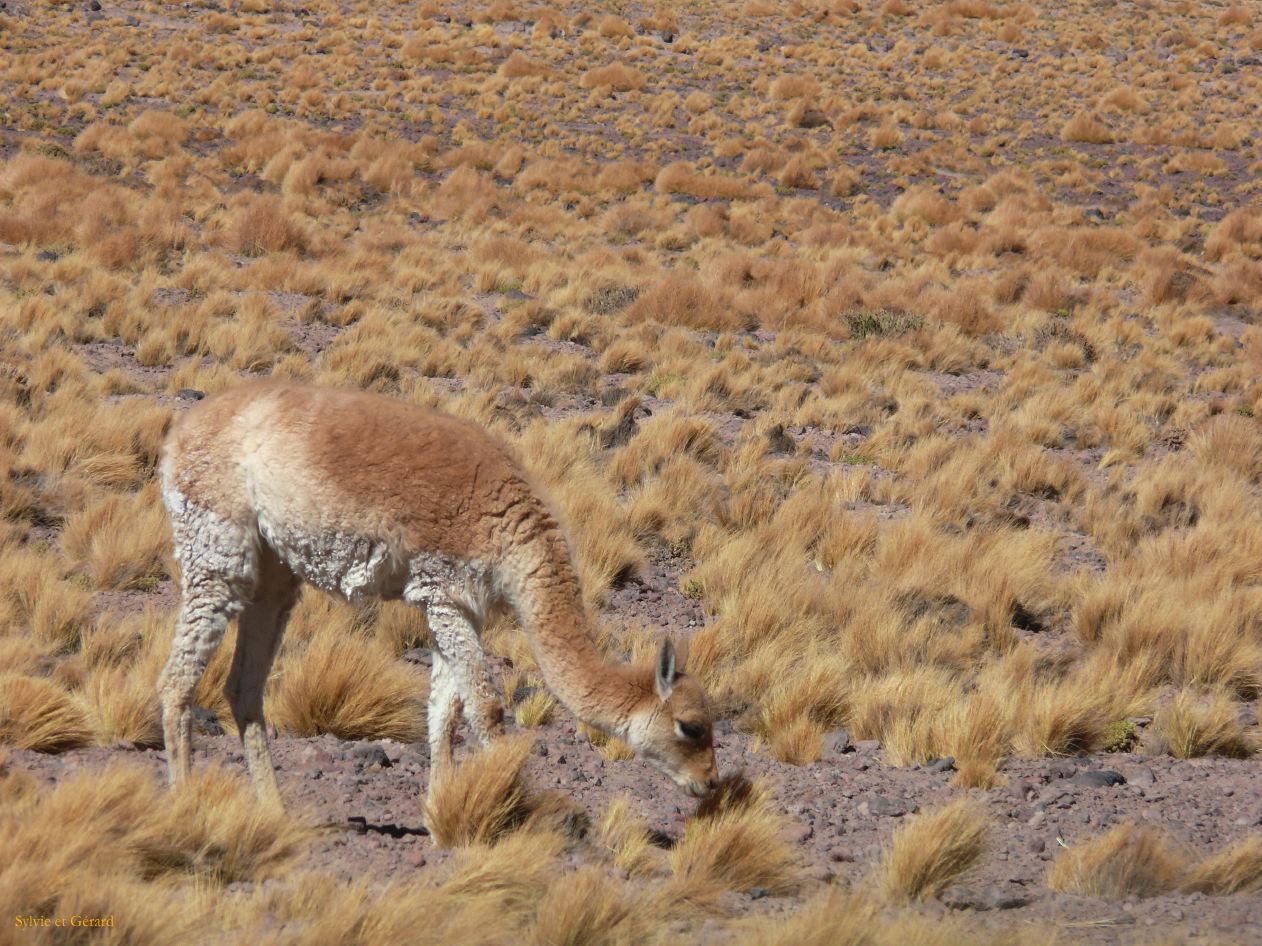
xmin=10 ymin=699 xmax=1262 ymax=944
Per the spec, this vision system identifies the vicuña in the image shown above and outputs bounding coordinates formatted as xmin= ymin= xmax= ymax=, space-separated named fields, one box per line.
xmin=157 ymin=381 xmax=718 ymax=811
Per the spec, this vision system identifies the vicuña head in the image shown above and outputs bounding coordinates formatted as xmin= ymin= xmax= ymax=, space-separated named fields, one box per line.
xmin=156 ymin=380 xmax=717 ymax=813
xmin=620 ymin=637 xmax=717 ymax=797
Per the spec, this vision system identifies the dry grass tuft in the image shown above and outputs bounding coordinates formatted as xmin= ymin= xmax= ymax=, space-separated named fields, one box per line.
xmin=693 ymin=770 xmax=757 ymax=821
xmin=528 ymin=866 xmax=647 ymax=946
xmin=879 ymin=797 xmax=990 ymax=903
xmin=598 ymin=795 xmax=663 ymax=877
xmin=270 ymin=626 xmax=425 ymax=741
xmin=133 ymin=763 xmax=315 ymax=882
xmin=1147 ymin=689 xmax=1255 ymax=759
xmin=668 ymin=776 xmax=798 ymax=902
xmin=1184 ymin=836 xmax=1262 ymax=895
xmin=425 ymin=733 xmax=549 ymax=847
xmin=0 ymin=673 xmax=92 ymax=751
xmin=1047 ymin=824 xmax=1183 ymax=898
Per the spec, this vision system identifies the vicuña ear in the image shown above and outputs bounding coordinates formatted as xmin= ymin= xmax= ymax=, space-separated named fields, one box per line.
xmin=655 ymin=637 xmax=676 ymax=701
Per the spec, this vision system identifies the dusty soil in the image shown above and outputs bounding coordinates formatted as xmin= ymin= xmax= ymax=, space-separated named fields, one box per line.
xmin=9 ymin=692 xmax=1262 ymax=944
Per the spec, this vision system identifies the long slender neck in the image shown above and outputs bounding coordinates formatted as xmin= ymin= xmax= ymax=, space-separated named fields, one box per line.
xmin=506 ymin=539 xmax=647 ymax=738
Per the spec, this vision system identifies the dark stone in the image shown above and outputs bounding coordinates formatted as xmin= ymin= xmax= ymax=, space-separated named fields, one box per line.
xmin=351 ymin=743 xmax=392 ymax=769
xmin=88 ymin=0 xmax=101 ymax=9
xmin=37 ymin=249 xmax=59 ymax=262
xmin=943 ymin=886 xmax=1032 ymax=911
xmin=749 ymin=887 xmax=769 ymax=900
xmin=1073 ymin=769 xmax=1126 ymax=789
xmin=926 ymin=756 xmax=956 ymax=774
xmin=176 ymin=388 xmax=206 ymax=400
xmin=661 ymin=30 xmax=674 ymax=43
xmin=191 ymin=705 xmax=222 ymax=736
xmin=843 ymin=423 xmax=873 ymax=436
xmin=537 ymin=742 xmax=549 ymax=757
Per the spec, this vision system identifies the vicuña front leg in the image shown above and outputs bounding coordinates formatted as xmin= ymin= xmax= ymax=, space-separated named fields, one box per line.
xmin=427 ymin=601 xmax=505 ymax=748
xmin=427 ymin=649 xmax=462 ymax=781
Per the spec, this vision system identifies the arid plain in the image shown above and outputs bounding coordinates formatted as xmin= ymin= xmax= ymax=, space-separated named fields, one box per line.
xmin=3 ymin=0 xmax=1262 ymax=942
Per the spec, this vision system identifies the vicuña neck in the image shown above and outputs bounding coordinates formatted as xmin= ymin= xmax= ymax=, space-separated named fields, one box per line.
xmin=509 ymin=550 xmax=646 ymax=739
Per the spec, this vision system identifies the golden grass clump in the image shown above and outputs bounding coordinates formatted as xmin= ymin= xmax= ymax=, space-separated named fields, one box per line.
xmin=270 ymin=626 xmax=425 ymax=741
xmin=1147 ymin=688 xmax=1255 ymax=759
xmin=528 ymin=866 xmax=647 ymax=946
xmin=132 ymin=764 xmax=315 ymax=882
xmin=598 ymin=794 xmax=662 ymax=877
xmin=1047 ymin=824 xmax=1183 ymax=899
xmin=668 ymin=775 xmax=799 ymax=902
xmin=1184 ymin=837 xmax=1262 ymax=895
xmin=0 ymin=673 xmax=92 ymax=752
xmin=879 ymin=797 xmax=990 ymax=903
xmin=580 ymin=64 xmax=646 ymax=92
xmin=424 ymin=734 xmax=574 ymax=848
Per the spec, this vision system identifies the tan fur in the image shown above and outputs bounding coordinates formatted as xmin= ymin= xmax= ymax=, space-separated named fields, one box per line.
xmin=157 ymin=381 xmax=717 ymax=812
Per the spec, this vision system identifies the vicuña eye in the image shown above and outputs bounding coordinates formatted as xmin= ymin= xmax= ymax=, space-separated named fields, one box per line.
xmin=676 ymin=720 xmax=706 ymax=741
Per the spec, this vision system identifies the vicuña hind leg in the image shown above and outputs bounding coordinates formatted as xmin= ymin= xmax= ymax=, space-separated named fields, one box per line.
xmin=158 ymin=578 xmax=245 ymax=789
xmin=226 ymin=549 xmax=299 ymax=808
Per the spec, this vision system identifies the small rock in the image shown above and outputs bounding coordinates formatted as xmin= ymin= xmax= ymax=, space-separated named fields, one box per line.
xmin=1047 ymin=760 xmax=1078 ymax=780
xmin=660 ymin=30 xmax=674 ymax=43
xmin=1128 ymin=767 xmax=1156 ymax=786
xmin=1027 ymin=836 xmax=1045 ymax=853
xmin=37 ymin=249 xmax=59 ymax=262
xmin=1073 ymin=770 xmax=1126 ymax=789
xmin=176 ymin=388 xmax=206 ymax=401
xmin=778 ymin=823 xmax=814 ymax=845
xmin=298 ymin=745 xmax=336 ymax=769
xmin=537 ymin=742 xmax=549 ymax=757
xmin=1010 ymin=779 xmax=1035 ymax=802
xmin=88 ymin=0 xmax=101 ymax=9
xmin=749 ymin=887 xmax=769 ymax=900
xmin=828 ymin=846 xmax=855 ymax=862
xmin=351 ymin=743 xmax=392 ymax=769
xmin=406 ymin=849 xmax=427 ymax=868
xmin=926 ymin=756 xmax=956 ymax=774
xmin=943 ymin=886 xmax=1031 ymax=911
xmin=867 ymin=795 xmax=917 ymax=818
xmin=822 ymin=728 xmax=852 ymax=758
xmin=854 ymin=739 xmax=880 ymax=754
